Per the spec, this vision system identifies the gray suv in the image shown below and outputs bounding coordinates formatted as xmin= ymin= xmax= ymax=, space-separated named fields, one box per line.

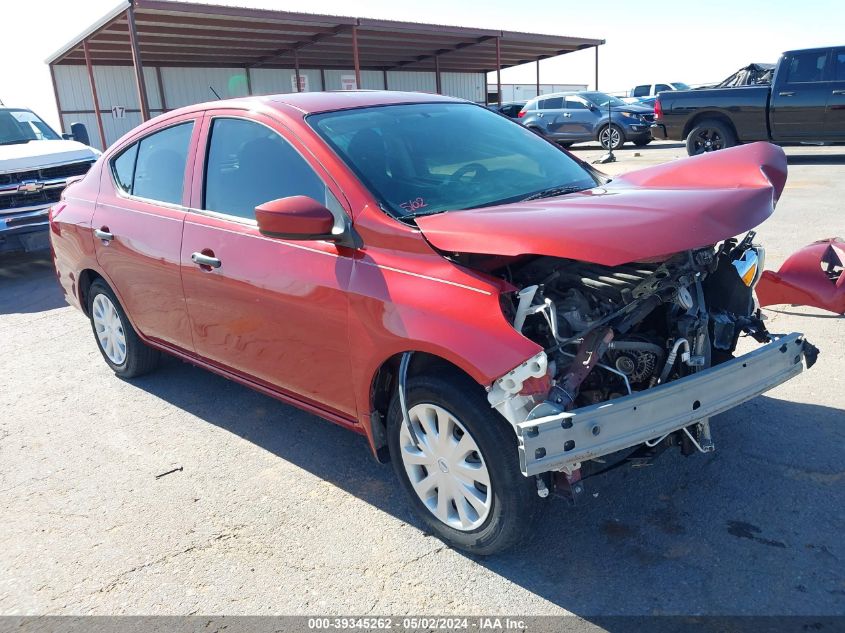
xmin=519 ymin=91 xmax=654 ymax=150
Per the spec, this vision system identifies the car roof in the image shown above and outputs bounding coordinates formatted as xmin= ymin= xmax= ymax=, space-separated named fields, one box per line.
xmin=165 ymin=90 xmax=465 ymax=118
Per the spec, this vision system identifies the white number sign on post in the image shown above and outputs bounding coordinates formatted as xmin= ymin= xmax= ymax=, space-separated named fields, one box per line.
xmin=290 ymin=73 xmax=309 ymax=93
xmin=340 ymin=75 xmax=358 ymax=90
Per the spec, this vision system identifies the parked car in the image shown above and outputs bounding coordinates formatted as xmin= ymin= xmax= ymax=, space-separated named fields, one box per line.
xmin=51 ymin=91 xmax=816 ymax=555
xmin=519 ymin=91 xmax=654 ymax=149
xmin=630 ymin=82 xmax=690 ymax=98
xmin=0 ymin=107 xmax=97 ymax=254
xmin=487 ymin=101 xmax=526 ymax=121
xmin=653 ymin=46 xmax=845 ymax=155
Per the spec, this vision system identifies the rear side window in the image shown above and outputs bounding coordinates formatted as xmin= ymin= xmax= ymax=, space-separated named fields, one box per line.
xmin=784 ymin=51 xmax=828 ymax=83
xmin=203 ymin=118 xmax=333 ymax=221
xmin=632 ymin=85 xmax=649 ymax=97
xmin=655 ymin=83 xmax=672 ymax=92
xmin=111 ymin=143 xmax=138 ymax=194
xmin=539 ymin=97 xmax=563 ymax=109
xmin=834 ymin=51 xmax=845 ymax=81
xmin=130 ymin=122 xmax=193 ymax=205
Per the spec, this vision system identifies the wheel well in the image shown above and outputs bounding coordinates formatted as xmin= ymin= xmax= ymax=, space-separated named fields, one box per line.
xmin=368 ymin=351 xmax=483 ymax=462
xmin=77 ymin=269 xmax=105 ymax=317
xmin=683 ymin=112 xmax=738 ymax=140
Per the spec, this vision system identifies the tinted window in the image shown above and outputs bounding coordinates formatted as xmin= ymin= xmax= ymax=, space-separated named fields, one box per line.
xmin=655 ymin=84 xmax=672 ymax=92
xmin=632 ymin=85 xmax=649 ymax=97
xmin=111 ymin=143 xmax=138 ymax=194
xmin=309 ymin=103 xmax=597 ymax=218
xmin=203 ymin=118 xmax=330 ymax=220
xmin=564 ymin=97 xmax=588 ymax=110
xmin=539 ymin=97 xmax=563 ymax=109
xmin=132 ymin=122 xmax=193 ymax=205
xmin=785 ymin=51 xmax=828 ymax=83
xmin=834 ymin=51 xmax=845 ymax=81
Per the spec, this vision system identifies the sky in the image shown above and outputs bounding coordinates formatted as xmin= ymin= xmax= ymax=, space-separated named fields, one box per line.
xmin=1 ymin=0 xmax=843 ymax=130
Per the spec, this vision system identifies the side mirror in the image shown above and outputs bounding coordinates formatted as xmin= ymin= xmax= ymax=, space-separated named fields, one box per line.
xmin=69 ymin=122 xmax=90 ymax=146
xmin=256 ymin=196 xmax=337 ymax=241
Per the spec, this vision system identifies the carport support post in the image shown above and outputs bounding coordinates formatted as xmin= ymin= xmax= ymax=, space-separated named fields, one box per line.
xmin=126 ymin=1 xmax=150 ymax=122
xmin=293 ymin=49 xmax=302 ymax=92
xmin=495 ymin=36 xmax=502 ymax=106
xmin=82 ymin=40 xmax=107 ymax=150
xmin=594 ymin=45 xmax=599 ymax=90
xmin=352 ymin=25 xmax=362 ymax=89
xmin=536 ymin=58 xmax=540 ymax=97
xmin=434 ymin=55 xmax=442 ymax=94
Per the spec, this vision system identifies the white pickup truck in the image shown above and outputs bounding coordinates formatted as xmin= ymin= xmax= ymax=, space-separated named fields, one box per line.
xmin=0 ymin=107 xmax=99 ymax=254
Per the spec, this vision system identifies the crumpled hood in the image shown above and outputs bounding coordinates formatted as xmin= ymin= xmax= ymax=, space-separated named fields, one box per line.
xmin=416 ymin=142 xmax=787 ymax=266
xmin=0 ymin=139 xmax=99 ymax=174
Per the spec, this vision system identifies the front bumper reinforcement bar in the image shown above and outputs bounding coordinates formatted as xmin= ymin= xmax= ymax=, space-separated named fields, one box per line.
xmin=517 ymin=332 xmax=812 ymax=476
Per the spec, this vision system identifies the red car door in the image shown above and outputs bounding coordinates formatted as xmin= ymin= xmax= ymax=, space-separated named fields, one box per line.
xmin=180 ymin=111 xmax=357 ymax=419
xmin=92 ymin=114 xmax=200 ymax=350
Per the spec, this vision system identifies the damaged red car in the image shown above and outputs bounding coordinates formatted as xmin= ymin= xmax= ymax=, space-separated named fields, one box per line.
xmin=50 ymin=92 xmax=818 ymax=555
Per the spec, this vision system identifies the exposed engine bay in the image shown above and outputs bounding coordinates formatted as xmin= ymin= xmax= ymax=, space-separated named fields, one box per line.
xmin=475 ymin=232 xmax=819 ymax=499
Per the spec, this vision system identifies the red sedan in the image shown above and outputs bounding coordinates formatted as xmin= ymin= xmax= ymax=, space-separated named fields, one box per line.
xmin=50 ymin=91 xmax=816 ymax=554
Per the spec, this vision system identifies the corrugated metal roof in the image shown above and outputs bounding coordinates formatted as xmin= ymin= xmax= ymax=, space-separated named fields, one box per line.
xmin=47 ymin=0 xmax=604 ymax=72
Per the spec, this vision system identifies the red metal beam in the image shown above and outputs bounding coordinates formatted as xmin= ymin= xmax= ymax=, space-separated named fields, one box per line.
xmin=82 ymin=40 xmax=107 ymax=149
xmin=536 ymin=58 xmax=540 ymax=95
xmin=48 ymin=64 xmax=65 ymax=135
xmin=434 ymin=55 xmax=441 ymax=94
xmin=126 ymin=2 xmax=151 ymax=121
xmin=155 ymin=65 xmax=167 ymax=109
xmin=352 ymin=25 xmax=361 ymax=89
xmin=594 ymin=45 xmax=599 ymax=90
xmin=496 ymin=37 xmax=502 ymax=106
xmin=294 ymin=49 xmax=302 ymax=92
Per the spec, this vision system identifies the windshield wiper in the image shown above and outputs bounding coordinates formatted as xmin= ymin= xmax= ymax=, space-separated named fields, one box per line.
xmin=521 ymin=185 xmax=587 ymax=201
xmin=0 ymin=139 xmax=31 ymax=146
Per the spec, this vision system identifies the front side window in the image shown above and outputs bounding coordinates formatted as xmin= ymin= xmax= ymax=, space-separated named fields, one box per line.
xmin=123 ymin=122 xmax=194 ymax=205
xmin=632 ymin=85 xmax=649 ymax=97
xmin=564 ymin=97 xmax=588 ymax=110
xmin=203 ymin=118 xmax=335 ymax=221
xmin=655 ymin=84 xmax=672 ymax=92
xmin=784 ymin=51 xmax=828 ymax=83
xmin=309 ymin=102 xmax=598 ymax=218
xmin=0 ymin=109 xmax=61 ymax=145
xmin=834 ymin=51 xmax=845 ymax=81
xmin=670 ymin=82 xmax=690 ymax=90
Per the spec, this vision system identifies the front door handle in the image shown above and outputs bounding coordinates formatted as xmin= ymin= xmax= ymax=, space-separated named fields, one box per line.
xmin=563 ymin=112 xmax=572 ymax=118
xmin=191 ymin=251 xmax=222 ymax=269
xmin=832 ymin=89 xmax=845 ymax=95
xmin=537 ymin=113 xmax=544 ymax=118
xmin=778 ymin=91 xmax=796 ymax=97
xmin=94 ymin=227 xmax=114 ymax=242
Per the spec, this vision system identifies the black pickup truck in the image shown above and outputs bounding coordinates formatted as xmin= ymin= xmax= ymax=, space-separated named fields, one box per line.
xmin=652 ymin=46 xmax=845 ymax=155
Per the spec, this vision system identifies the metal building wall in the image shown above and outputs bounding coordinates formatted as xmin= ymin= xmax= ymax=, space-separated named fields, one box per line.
xmin=385 ymin=70 xmax=436 ymax=93
xmin=160 ymin=67 xmax=250 ymax=109
xmin=249 ymin=68 xmax=324 ymax=94
xmin=322 ymin=69 xmax=385 ymax=90
xmin=440 ymin=72 xmax=484 ymax=102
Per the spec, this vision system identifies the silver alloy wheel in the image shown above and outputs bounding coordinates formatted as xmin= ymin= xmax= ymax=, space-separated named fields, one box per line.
xmin=399 ymin=403 xmax=492 ymax=531
xmin=92 ymin=293 xmax=127 ymax=365
xmin=601 ymin=126 xmax=621 ymax=149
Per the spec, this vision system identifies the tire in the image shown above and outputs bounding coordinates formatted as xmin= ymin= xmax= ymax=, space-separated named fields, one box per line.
xmin=526 ymin=126 xmax=546 ymax=137
xmin=633 ymin=137 xmax=652 ymax=147
xmin=387 ymin=369 xmax=544 ymax=555
xmin=686 ymin=118 xmax=736 ymax=155
xmin=87 ymin=279 xmax=160 ymax=378
xmin=598 ymin=124 xmax=625 ymax=150
xmin=559 ymin=142 xmax=574 ymax=148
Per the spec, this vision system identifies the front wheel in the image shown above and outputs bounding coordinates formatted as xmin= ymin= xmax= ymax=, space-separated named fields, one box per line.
xmin=387 ymin=370 xmax=544 ymax=555
xmin=87 ymin=279 xmax=160 ymax=378
xmin=599 ymin=124 xmax=625 ymax=150
xmin=686 ymin=118 xmax=736 ymax=155
xmin=633 ymin=137 xmax=653 ymax=147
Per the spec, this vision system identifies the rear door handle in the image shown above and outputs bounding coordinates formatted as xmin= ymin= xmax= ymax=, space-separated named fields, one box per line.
xmin=832 ymin=89 xmax=845 ymax=95
xmin=778 ymin=91 xmax=795 ymax=97
xmin=191 ymin=251 xmax=221 ymax=269
xmin=94 ymin=227 xmax=114 ymax=242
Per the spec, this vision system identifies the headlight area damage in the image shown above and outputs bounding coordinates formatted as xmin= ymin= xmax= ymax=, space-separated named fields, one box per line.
xmin=418 ymin=143 xmax=819 ymax=501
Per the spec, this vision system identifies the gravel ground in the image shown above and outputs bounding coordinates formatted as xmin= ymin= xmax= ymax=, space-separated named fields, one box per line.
xmin=0 ymin=141 xmax=843 ymax=617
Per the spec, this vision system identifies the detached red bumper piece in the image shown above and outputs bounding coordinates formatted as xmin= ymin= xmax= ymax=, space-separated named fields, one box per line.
xmin=756 ymin=238 xmax=845 ymax=315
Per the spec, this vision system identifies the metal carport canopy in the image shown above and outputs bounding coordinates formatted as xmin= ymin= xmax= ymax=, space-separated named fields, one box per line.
xmin=47 ymin=0 xmax=602 ymax=74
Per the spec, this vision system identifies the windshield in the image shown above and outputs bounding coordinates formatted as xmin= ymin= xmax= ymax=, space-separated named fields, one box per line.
xmin=670 ymin=82 xmax=691 ymax=90
xmin=0 ymin=109 xmax=61 ymax=145
xmin=308 ymin=103 xmax=598 ymax=218
xmin=580 ymin=92 xmax=628 ymax=108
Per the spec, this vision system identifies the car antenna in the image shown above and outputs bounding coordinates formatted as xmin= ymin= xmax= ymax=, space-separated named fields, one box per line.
xmin=593 ymin=93 xmax=617 ymax=164
xmin=209 ymin=86 xmax=222 ymax=100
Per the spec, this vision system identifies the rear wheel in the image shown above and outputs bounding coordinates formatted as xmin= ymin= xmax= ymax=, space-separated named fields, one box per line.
xmin=87 ymin=280 xmax=160 ymax=378
xmin=387 ymin=369 xmax=544 ymax=555
xmin=633 ymin=137 xmax=653 ymax=147
xmin=686 ymin=119 xmax=736 ymax=155
xmin=599 ymin=124 xmax=625 ymax=150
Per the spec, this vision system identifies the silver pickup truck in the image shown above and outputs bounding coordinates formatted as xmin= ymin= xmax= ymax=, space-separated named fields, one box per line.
xmin=0 ymin=107 xmax=98 ymax=254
